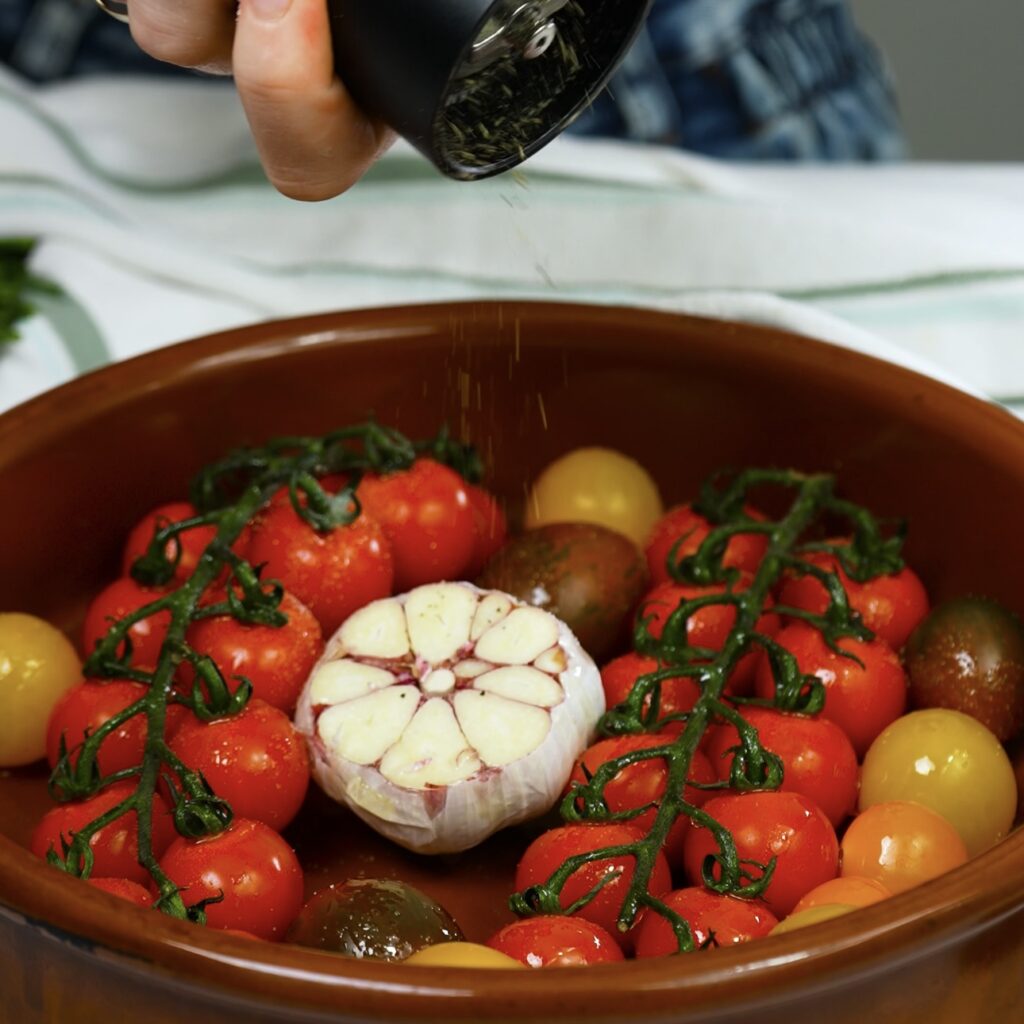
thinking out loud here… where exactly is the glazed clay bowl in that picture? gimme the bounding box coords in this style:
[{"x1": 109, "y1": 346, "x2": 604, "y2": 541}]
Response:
[{"x1": 0, "y1": 301, "x2": 1021, "y2": 1024}]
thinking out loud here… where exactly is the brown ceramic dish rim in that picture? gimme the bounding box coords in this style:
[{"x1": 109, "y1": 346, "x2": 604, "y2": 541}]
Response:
[{"x1": 0, "y1": 301, "x2": 1021, "y2": 1020}]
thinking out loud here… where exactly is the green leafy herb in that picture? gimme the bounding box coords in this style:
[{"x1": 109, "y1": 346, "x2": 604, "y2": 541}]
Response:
[{"x1": 0, "y1": 238, "x2": 60, "y2": 344}]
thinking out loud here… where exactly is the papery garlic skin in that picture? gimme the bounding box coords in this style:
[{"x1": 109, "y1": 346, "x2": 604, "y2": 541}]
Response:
[{"x1": 294, "y1": 582, "x2": 604, "y2": 853}]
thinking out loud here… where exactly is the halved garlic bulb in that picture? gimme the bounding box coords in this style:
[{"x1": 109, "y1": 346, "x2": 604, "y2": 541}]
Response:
[{"x1": 294, "y1": 582, "x2": 604, "y2": 853}]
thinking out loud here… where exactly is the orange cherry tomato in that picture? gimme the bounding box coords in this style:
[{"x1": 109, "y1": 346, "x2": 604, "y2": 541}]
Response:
[
  {"x1": 791, "y1": 875, "x2": 891, "y2": 914},
  {"x1": 839, "y1": 801, "x2": 968, "y2": 894}
]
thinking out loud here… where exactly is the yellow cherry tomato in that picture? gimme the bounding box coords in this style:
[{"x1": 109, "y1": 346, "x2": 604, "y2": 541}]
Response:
[
  {"x1": 792, "y1": 876, "x2": 891, "y2": 915},
  {"x1": 404, "y1": 942, "x2": 525, "y2": 968},
  {"x1": 840, "y1": 801, "x2": 968, "y2": 894},
  {"x1": 859, "y1": 708, "x2": 1017, "y2": 857},
  {"x1": 0, "y1": 612, "x2": 81, "y2": 767},
  {"x1": 770, "y1": 904, "x2": 855, "y2": 936},
  {"x1": 525, "y1": 447, "x2": 663, "y2": 547}
]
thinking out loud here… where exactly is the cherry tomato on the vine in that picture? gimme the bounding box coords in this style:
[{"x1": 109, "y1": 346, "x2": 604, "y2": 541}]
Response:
[
  {"x1": 515, "y1": 823, "x2": 672, "y2": 949},
  {"x1": 600, "y1": 652, "x2": 701, "y2": 736},
  {"x1": 122, "y1": 501, "x2": 249, "y2": 584},
  {"x1": 682, "y1": 791, "x2": 839, "y2": 918},
  {"x1": 31, "y1": 781, "x2": 176, "y2": 883},
  {"x1": 486, "y1": 916, "x2": 625, "y2": 967},
  {"x1": 645, "y1": 504, "x2": 768, "y2": 586},
  {"x1": 704, "y1": 708, "x2": 858, "y2": 828},
  {"x1": 46, "y1": 679, "x2": 187, "y2": 777},
  {"x1": 87, "y1": 876, "x2": 154, "y2": 907},
  {"x1": 159, "y1": 818, "x2": 304, "y2": 940},
  {"x1": 568, "y1": 735, "x2": 714, "y2": 864},
  {"x1": 81, "y1": 577, "x2": 172, "y2": 668},
  {"x1": 356, "y1": 458, "x2": 475, "y2": 591},
  {"x1": 168, "y1": 699, "x2": 310, "y2": 833},
  {"x1": 183, "y1": 589, "x2": 323, "y2": 713},
  {"x1": 755, "y1": 622, "x2": 907, "y2": 757},
  {"x1": 247, "y1": 502, "x2": 393, "y2": 636},
  {"x1": 777, "y1": 544, "x2": 929, "y2": 650},
  {"x1": 633, "y1": 887, "x2": 778, "y2": 957},
  {"x1": 638, "y1": 574, "x2": 779, "y2": 693}
]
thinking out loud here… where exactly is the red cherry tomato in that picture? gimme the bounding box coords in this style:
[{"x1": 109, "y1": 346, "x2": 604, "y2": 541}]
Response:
[
  {"x1": 600, "y1": 652, "x2": 701, "y2": 736},
  {"x1": 755, "y1": 622, "x2": 907, "y2": 757},
  {"x1": 569, "y1": 735, "x2": 714, "y2": 864},
  {"x1": 159, "y1": 818, "x2": 304, "y2": 940},
  {"x1": 515, "y1": 823, "x2": 672, "y2": 948},
  {"x1": 81, "y1": 578, "x2": 171, "y2": 668},
  {"x1": 46, "y1": 679, "x2": 187, "y2": 777},
  {"x1": 645, "y1": 504, "x2": 768, "y2": 585},
  {"x1": 87, "y1": 876, "x2": 154, "y2": 907},
  {"x1": 31, "y1": 781, "x2": 176, "y2": 883},
  {"x1": 704, "y1": 708, "x2": 858, "y2": 828},
  {"x1": 638, "y1": 574, "x2": 779, "y2": 693},
  {"x1": 247, "y1": 502, "x2": 393, "y2": 636},
  {"x1": 777, "y1": 545, "x2": 929, "y2": 650},
  {"x1": 682, "y1": 791, "x2": 839, "y2": 918},
  {"x1": 183, "y1": 590, "x2": 324, "y2": 713},
  {"x1": 633, "y1": 887, "x2": 778, "y2": 956},
  {"x1": 486, "y1": 916, "x2": 625, "y2": 967},
  {"x1": 356, "y1": 458, "x2": 475, "y2": 590},
  {"x1": 168, "y1": 699, "x2": 310, "y2": 832},
  {"x1": 464, "y1": 483, "x2": 509, "y2": 577},
  {"x1": 122, "y1": 501, "x2": 248, "y2": 583}
]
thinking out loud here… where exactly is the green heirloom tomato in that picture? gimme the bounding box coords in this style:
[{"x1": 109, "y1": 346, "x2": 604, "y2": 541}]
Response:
[
  {"x1": 286, "y1": 879, "x2": 463, "y2": 961},
  {"x1": 476, "y1": 522, "x2": 648, "y2": 661},
  {"x1": 905, "y1": 595, "x2": 1024, "y2": 742}
]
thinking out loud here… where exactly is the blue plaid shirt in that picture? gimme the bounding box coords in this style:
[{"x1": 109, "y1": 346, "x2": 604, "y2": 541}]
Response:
[{"x1": 2, "y1": 0, "x2": 904, "y2": 161}]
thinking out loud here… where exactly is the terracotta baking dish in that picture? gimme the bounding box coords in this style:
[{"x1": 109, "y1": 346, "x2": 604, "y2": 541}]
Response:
[{"x1": 0, "y1": 302, "x2": 1021, "y2": 1024}]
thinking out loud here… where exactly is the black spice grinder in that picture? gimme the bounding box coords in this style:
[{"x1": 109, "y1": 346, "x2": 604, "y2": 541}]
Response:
[{"x1": 327, "y1": 0, "x2": 652, "y2": 180}]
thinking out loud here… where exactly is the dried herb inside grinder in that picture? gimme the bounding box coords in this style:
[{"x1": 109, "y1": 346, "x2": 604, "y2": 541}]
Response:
[{"x1": 328, "y1": 0, "x2": 652, "y2": 180}]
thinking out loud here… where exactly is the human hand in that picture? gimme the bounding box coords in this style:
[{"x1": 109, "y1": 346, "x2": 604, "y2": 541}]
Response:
[{"x1": 126, "y1": 0, "x2": 394, "y2": 200}]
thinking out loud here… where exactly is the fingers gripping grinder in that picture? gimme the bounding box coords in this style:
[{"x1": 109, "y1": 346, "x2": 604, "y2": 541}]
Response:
[{"x1": 328, "y1": 0, "x2": 652, "y2": 179}]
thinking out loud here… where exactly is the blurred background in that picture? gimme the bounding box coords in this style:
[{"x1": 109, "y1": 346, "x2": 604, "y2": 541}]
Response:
[{"x1": 854, "y1": 0, "x2": 1024, "y2": 160}]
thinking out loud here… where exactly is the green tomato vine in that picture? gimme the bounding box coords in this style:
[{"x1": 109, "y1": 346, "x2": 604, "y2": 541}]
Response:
[
  {"x1": 46, "y1": 422, "x2": 476, "y2": 921},
  {"x1": 509, "y1": 468, "x2": 904, "y2": 952}
]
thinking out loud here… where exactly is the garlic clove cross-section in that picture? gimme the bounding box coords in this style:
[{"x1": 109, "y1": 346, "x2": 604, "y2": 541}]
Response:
[{"x1": 295, "y1": 582, "x2": 604, "y2": 853}]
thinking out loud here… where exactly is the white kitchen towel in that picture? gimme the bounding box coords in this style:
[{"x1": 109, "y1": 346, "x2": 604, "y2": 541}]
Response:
[{"x1": 1, "y1": 66, "x2": 1022, "y2": 414}]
